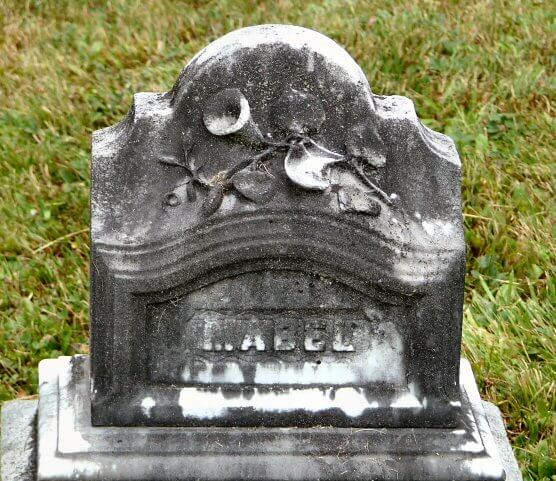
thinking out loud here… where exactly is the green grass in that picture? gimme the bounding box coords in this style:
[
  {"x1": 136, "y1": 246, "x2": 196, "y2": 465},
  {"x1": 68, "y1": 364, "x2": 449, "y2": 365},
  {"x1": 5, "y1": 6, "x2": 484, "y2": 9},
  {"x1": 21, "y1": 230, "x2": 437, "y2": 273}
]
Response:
[{"x1": 0, "y1": 0, "x2": 554, "y2": 478}]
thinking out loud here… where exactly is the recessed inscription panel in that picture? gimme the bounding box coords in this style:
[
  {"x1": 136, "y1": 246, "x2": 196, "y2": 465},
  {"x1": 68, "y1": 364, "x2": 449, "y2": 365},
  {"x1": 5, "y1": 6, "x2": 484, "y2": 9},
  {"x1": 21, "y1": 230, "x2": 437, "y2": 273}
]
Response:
[{"x1": 147, "y1": 271, "x2": 407, "y2": 388}]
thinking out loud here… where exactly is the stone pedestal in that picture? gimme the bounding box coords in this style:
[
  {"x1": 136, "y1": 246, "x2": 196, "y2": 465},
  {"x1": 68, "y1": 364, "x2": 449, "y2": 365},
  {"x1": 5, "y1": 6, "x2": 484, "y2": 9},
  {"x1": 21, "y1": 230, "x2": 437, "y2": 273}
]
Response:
[{"x1": 1, "y1": 357, "x2": 522, "y2": 481}]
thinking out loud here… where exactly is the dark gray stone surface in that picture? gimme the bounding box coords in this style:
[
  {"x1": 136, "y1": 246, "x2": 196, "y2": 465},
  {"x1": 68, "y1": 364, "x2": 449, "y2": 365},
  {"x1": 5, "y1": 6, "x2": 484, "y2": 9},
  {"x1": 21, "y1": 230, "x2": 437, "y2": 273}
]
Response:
[
  {"x1": 1, "y1": 400, "x2": 36, "y2": 481},
  {"x1": 90, "y1": 24, "x2": 465, "y2": 429}
]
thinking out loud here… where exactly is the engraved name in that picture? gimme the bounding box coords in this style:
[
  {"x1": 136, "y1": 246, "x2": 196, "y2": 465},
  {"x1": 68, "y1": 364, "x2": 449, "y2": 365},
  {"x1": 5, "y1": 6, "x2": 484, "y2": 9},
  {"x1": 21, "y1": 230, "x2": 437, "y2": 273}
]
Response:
[{"x1": 201, "y1": 319, "x2": 357, "y2": 353}]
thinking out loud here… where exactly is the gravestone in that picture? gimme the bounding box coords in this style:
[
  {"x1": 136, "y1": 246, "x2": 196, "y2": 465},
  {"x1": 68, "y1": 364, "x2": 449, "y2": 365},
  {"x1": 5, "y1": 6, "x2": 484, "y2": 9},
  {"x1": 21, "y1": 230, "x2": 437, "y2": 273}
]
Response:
[{"x1": 1, "y1": 24, "x2": 522, "y2": 481}]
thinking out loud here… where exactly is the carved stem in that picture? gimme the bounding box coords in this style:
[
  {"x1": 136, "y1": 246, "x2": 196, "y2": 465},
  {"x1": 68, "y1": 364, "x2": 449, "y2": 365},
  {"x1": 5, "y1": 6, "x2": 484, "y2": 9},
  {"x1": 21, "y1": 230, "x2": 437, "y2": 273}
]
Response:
[
  {"x1": 159, "y1": 156, "x2": 191, "y2": 172},
  {"x1": 225, "y1": 146, "x2": 277, "y2": 180},
  {"x1": 304, "y1": 137, "x2": 344, "y2": 159},
  {"x1": 347, "y1": 160, "x2": 392, "y2": 204}
]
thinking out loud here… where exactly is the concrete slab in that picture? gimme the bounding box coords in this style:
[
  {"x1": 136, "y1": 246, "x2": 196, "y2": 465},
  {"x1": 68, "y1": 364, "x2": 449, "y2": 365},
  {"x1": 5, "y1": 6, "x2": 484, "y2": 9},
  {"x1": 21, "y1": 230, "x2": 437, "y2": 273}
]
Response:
[
  {"x1": 1, "y1": 400, "x2": 37, "y2": 481},
  {"x1": 483, "y1": 401, "x2": 523, "y2": 481}
]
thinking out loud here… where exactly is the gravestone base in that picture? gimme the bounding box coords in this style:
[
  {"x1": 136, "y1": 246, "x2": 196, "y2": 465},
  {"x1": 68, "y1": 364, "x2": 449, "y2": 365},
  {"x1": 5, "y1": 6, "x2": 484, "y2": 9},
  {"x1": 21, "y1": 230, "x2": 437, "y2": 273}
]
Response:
[{"x1": 1, "y1": 357, "x2": 522, "y2": 481}]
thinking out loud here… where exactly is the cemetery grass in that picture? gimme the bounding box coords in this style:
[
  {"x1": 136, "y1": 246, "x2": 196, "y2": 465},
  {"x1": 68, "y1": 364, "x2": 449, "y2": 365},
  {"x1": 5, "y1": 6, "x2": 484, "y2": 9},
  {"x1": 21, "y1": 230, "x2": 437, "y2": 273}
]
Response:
[{"x1": 0, "y1": 0, "x2": 554, "y2": 478}]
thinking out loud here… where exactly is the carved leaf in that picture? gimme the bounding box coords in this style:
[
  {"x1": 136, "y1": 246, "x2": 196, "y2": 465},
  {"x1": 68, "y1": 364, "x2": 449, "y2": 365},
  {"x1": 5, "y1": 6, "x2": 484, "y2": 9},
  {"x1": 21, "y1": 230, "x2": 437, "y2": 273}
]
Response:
[
  {"x1": 232, "y1": 171, "x2": 276, "y2": 203},
  {"x1": 201, "y1": 184, "x2": 224, "y2": 216}
]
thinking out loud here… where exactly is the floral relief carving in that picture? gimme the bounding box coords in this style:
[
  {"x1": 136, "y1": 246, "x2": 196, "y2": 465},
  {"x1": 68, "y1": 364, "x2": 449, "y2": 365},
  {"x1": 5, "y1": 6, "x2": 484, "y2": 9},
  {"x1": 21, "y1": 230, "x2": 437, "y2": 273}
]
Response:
[{"x1": 159, "y1": 88, "x2": 394, "y2": 217}]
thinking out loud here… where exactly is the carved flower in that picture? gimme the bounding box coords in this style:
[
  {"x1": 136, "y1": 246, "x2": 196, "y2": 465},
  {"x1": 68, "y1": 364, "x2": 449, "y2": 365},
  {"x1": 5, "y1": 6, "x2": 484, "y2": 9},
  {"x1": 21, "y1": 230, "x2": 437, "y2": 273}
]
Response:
[
  {"x1": 162, "y1": 88, "x2": 393, "y2": 217},
  {"x1": 284, "y1": 143, "x2": 342, "y2": 190},
  {"x1": 202, "y1": 88, "x2": 264, "y2": 146}
]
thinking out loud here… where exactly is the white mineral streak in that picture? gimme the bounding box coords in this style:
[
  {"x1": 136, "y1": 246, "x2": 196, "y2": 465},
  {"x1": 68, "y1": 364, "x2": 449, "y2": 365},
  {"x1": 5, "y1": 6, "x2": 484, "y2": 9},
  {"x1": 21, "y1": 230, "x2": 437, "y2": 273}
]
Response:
[
  {"x1": 56, "y1": 427, "x2": 93, "y2": 454},
  {"x1": 389, "y1": 381, "x2": 423, "y2": 409},
  {"x1": 422, "y1": 219, "x2": 454, "y2": 237},
  {"x1": 451, "y1": 440, "x2": 484, "y2": 453},
  {"x1": 333, "y1": 331, "x2": 355, "y2": 352},
  {"x1": 204, "y1": 114, "x2": 240, "y2": 134},
  {"x1": 204, "y1": 94, "x2": 250, "y2": 135},
  {"x1": 253, "y1": 361, "x2": 358, "y2": 385},
  {"x1": 184, "y1": 362, "x2": 245, "y2": 384},
  {"x1": 306, "y1": 51, "x2": 315, "y2": 72},
  {"x1": 462, "y1": 458, "x2": 505, "y2": 478},
  {"x1": 219, "y1": 192, "x2": 242, "y2": 213},
  {"x1": 390, "y1": 392, "x2": 422, "y2": 408},
  {"x1": 57, "y1": 361, "x2": 92, "y2": 452},
  {"x1": 188, "y1": 25, "x2": 368, "y2": 87},
  {"x1": 39, "y1": 459, "x2": 101, "y2": 481},
  {"x1": 422, "y1": 220, "x2": 436, "y2": 236},
  {"x1": 133, "y1": 92, "x2": 173, "y2": 120},
  {"x1": 374, "y1": 96, "x2": 415, "y2": 120},
  {"x1": 202, "y1": 319, "x2": 217, "y2": 351},
  {"x1": 179, "y1": 386, "x2": 379, "y2": 419},
  {"x1": 240, "y1": 334, "x2": 266, "y2": 351},
  {"x1": 374, "y1": 95, "x2": 460, "y2": 167},
  {"x1": 442, "y1": 222, "x2": 454, "y2": 235},
  {"x1": 141, "y1": 397, "x2": 156, "y2": 417}
]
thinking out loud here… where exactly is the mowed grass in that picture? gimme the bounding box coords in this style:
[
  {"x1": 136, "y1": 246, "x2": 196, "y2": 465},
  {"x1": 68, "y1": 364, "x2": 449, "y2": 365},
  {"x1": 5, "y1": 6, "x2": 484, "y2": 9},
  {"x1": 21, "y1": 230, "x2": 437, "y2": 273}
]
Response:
[{"x1": 0, "y1": 0, "x2": 554, "y2": 478}]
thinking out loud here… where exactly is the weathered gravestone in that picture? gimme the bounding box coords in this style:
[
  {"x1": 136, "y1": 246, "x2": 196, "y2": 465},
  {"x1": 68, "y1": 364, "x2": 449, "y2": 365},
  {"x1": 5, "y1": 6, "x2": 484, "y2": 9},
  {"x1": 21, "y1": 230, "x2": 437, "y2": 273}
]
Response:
[{"x1": 1, "y1": 24, "x2": 522, "y2": 481}]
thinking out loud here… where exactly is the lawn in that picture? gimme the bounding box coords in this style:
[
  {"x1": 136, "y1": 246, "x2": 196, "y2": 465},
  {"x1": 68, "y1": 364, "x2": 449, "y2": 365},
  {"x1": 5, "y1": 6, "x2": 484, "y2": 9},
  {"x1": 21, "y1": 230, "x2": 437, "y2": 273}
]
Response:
[{"x1": 0, "y1": 0, "x2": 554, "y2": 479}]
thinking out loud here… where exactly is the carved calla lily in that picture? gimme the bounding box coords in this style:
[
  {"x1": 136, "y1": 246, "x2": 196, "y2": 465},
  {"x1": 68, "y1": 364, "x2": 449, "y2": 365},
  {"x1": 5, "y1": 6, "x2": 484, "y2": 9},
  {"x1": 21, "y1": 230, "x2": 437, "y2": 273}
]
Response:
[{"x1": 284, "y1": 143, "x2": 343, "y2": 190}]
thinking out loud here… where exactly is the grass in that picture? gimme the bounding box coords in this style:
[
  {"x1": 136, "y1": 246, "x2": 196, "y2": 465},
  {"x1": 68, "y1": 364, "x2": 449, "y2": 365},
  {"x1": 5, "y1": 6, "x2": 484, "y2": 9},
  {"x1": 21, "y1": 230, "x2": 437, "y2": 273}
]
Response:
[{"x1": 0, "y1": 0, "x2": 554, "y2": 478}]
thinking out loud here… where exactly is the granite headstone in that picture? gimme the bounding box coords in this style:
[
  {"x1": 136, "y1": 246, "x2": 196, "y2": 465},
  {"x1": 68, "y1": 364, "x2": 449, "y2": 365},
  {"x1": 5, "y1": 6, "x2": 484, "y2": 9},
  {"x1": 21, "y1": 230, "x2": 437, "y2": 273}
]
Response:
[{"x1": 1, "y1": 24, "x2": 521, "y2": 481}]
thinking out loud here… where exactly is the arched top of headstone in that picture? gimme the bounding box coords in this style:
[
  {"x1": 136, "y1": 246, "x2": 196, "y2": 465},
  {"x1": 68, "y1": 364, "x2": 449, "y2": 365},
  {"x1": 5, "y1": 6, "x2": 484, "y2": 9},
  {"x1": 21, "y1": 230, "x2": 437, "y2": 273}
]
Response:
[
  {"x1": 92, "y1": 24, "x2": 463, "y2": 271},
  {"x1": 172, "y1": 25, "x2": 373, "y2": 104}
]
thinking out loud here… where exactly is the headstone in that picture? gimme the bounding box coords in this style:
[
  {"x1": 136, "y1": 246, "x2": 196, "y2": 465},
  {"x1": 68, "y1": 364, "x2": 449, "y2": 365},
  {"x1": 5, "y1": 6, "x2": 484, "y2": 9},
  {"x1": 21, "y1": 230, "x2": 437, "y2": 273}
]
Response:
[{"x1": 1, "y1": 24, "x2": 522, "y2": 481}]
